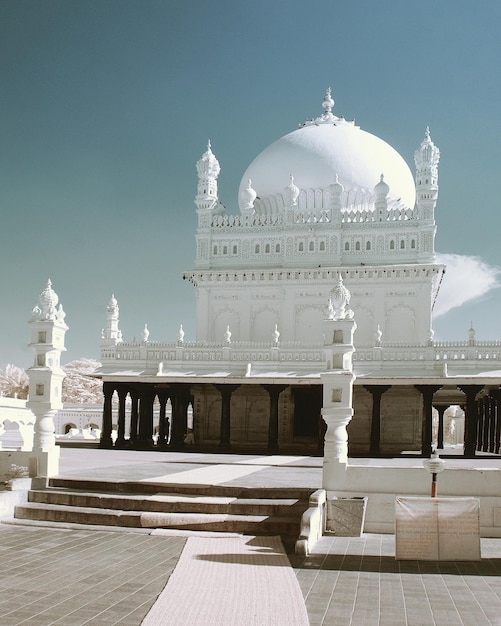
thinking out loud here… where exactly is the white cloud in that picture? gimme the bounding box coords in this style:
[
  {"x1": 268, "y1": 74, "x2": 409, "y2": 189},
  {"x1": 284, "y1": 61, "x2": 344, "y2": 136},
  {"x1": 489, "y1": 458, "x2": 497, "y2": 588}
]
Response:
[{"x1": 433, "y1": 253, "x2": 500, "y2": 318}]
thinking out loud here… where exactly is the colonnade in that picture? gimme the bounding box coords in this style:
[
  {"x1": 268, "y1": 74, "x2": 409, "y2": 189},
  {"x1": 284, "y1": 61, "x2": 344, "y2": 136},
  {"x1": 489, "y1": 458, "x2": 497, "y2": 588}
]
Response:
[
  {"x1": 363, "y1": 383, "x2": 501, "y2": 457},
  {"x1": 100, "y1": 381, "x2": 501, "y2": 456},
  {"x1": 100, "y1": 382, "x2": 289, "y2": 452},
  {"x1": 100, "y1": 382, "x2": 192, "y2": 450}
]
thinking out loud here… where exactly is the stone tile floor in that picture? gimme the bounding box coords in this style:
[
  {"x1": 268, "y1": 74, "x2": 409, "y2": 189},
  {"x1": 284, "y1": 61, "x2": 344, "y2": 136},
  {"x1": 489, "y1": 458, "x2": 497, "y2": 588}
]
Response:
[
  {"x1": 290, "y1": 534, "x2": 501, "y2": 625},
  {"x1": 0, "y1": 525, "x2": 185, "y2": 625},
  {"x1": 2, "y1": 525, "x2": 501, "y2": 625}
]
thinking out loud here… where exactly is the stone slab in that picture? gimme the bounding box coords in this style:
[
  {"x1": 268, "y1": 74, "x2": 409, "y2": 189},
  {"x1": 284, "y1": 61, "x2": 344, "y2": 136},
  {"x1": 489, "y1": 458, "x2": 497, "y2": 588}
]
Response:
[
  {"x1": 395, "y1": 496, "x2": 480, "y2": 561},
  {"x1": 326, "y1": 496, "x2": 367, "y2": 536}
]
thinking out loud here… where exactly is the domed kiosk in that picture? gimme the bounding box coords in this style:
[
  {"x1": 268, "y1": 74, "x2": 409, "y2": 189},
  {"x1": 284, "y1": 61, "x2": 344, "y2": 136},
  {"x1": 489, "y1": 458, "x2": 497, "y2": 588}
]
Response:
[{"x1": 239, "y1": 89, "x2": 416, "y2": 214}]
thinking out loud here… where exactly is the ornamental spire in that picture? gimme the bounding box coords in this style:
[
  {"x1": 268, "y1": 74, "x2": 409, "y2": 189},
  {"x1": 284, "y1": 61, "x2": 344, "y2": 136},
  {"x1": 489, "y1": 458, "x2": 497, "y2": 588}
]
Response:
[
  {"x1": 301, "y1": 87, "x2": 354, "y2": 127},
  {"x1": 322, "y1": 87, "x2": 334, "y2": 114}
]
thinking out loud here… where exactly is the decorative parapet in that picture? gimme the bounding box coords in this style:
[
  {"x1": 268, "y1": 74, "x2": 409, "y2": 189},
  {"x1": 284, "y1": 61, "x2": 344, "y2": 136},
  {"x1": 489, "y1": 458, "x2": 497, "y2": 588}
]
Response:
[
  {"x1": 208, "y1": 204, "x2": 416, "y2": 230},
  {"x1": 101, "y1": 337, "x2": 501, "y2": 377}
]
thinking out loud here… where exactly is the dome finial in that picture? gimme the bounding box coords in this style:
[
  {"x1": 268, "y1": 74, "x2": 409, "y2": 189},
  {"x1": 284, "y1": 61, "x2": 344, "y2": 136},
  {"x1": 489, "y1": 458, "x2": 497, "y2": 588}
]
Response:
[{"x1": 322, "y1": 87, "x2": 334, "y2": 114}]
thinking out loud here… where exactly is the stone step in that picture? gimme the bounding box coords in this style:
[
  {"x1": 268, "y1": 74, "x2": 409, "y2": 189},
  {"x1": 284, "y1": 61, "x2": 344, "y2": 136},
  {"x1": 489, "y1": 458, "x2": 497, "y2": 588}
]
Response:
[
  {"x1": 14, "y1": 502, "x2": 301, "y2": 539},
  {"x1": 28, "y1": 490, "x2": 306, "y2": 517},
  {"x1": 48, "y1": 477, "x2": 313, "y2": 500}
]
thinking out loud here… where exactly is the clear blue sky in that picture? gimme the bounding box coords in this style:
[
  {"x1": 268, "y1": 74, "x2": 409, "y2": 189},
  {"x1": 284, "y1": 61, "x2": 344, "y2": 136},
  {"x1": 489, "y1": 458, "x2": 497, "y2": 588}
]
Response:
[{"x1": 1, "y1": 0, "x2": 500, "y2": 367}]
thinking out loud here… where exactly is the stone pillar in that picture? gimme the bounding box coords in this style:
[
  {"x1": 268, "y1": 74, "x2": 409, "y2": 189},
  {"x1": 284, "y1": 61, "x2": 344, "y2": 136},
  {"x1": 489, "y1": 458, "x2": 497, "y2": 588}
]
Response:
[
  {"x1": 262, "y1": 385, "x2": 287, "y2": 454},
  {"x1": 434, "y1": 405, "x2": 447, "y2": 450},
  {"x1": 214, "y1": 384, "x2": 240, "y2": 450},
  {"x1": 169, "y1": 384, "x2": 191, "y2": 451},
  {"x1": 129, "y1": 388, "x2": 139, "y2": 446},
  {"x1": 415, "y1": 385, "x2": 442, "y2": 457},
  {"x1": 321, "y1": 315, "x2": 357, "y2": 492},
  {"x1": 363, "y1": 385, "x2": 391, "y2": 455},
  {"x1": 33, "y1": 409, "x2": 58, "y2": 450},
  {"x1": 136, "y1": 386, "x2": 156, "y2": 449},
  {"x1": 458, "y1": 385, "x2": 484, "y2": 457},
  {"x1": 115, "y1": 385, "x2": 128, "y2": 449},
  {"x1": 488, "y1": 396, "x2": 496, "y2": 453},
  {"x1": 100, "y1": 382, "x2": 114, "y2": 448},
  {"x1": 26, "y1": 280, "x2": 68, "y2": 476},
  {"x1": 157, "y1": 391, "x2": 170, "y2": 449},
  {"x1": 490, "y1": 388, "x2": 501, "y2": 454}
]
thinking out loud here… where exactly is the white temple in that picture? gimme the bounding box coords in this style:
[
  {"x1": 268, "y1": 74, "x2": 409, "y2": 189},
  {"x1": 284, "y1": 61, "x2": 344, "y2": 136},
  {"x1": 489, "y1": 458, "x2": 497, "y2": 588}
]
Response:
[{"x1": 97, "y1": 90, "x2": 501, "y2": 465}]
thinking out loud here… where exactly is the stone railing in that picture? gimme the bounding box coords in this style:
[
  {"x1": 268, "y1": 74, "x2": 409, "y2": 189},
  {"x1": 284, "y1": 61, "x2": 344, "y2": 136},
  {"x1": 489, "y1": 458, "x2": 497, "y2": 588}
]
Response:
[
  {"x1": 102, "y1": 338, "x2": 501, "y2": 377},
  {"x1": 343, "y1": 206, "x2": 415, "y2": 223},
  {"x1": 208, "y1": 204, "x2": 416, "y2": 230}
]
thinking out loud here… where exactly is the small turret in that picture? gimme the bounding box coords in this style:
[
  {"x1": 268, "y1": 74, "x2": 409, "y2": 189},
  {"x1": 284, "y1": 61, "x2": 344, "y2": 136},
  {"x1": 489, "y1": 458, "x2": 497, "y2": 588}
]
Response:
[
  {"x1": 101, "y1": 294, "x2": 123, "y2": 347},
  {"x1": 414, "y1": 127, "x2": 440, "y2": 219},
  {"x1": 374, "y1": 174, "x2": 390, "y2": 221},
  {"x1": 195, "y1": 140, "x2": 221, "y2": 212}
]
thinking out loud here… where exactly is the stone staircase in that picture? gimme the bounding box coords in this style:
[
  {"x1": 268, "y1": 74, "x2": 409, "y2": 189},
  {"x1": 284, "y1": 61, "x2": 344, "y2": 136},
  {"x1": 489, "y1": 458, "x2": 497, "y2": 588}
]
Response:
[{"x1": 13, "y1": 478, "x2": 314, "y2": 548}]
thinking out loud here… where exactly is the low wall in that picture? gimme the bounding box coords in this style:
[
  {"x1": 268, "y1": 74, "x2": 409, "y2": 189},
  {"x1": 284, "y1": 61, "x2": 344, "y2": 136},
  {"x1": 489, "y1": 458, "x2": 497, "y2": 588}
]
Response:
[{"x1": 329, "y1": 464, "x2": 501, "y2": 537}]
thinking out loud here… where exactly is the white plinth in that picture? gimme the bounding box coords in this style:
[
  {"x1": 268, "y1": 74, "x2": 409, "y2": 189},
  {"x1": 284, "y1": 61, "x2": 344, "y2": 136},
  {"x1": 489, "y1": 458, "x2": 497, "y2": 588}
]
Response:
[{"x1": 395, "y1": 496, "x2": 480, "y2": 561}]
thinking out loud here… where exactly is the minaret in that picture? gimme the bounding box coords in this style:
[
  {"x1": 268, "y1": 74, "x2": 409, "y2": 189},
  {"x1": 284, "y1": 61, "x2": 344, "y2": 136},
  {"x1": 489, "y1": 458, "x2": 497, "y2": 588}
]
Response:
[
  {"x1": 26, "y1": 279, "x2": 68, "y2": 452},
  {"x1": 101, "y1": 294, "x2": 122, "y2": 347},
  {"x1": 195, "y1": 140, "x2": 221, "y2": 212},
  {"x1": 195, "y1": 140, "x2": 222, "y2": 269},
  {"x1": 414, "y1": 127, "x2": 440, "y2": 222}
]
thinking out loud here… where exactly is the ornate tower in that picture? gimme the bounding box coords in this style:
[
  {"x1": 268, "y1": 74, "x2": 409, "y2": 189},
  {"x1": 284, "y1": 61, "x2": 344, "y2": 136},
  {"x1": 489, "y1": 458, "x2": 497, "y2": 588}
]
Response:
[
  {"x1": 414, "y1": 127, "x2": 440, "y2": 222},
  {"x1": 101, "y1": 294, "x2": 122, "y2": 347},
  {"x1": 195, "y1": 140, "x2": 221, "y2": 212},
  {"x1": 26, "y1": 280, "x2": 68, "y2": 451}
]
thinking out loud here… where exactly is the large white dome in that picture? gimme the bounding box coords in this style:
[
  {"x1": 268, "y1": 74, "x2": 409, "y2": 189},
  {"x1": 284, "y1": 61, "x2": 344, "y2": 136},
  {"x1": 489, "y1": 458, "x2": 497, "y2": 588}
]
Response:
[{"x1": 239, "y1": 96, "x2": 416, "y2": 211}]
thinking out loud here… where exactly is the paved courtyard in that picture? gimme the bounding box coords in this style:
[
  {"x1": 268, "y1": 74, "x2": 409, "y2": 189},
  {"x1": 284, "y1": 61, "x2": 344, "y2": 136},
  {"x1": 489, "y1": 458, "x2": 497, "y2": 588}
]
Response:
[{"x1": 1, "y1": 448, "x2": 501, "y2": 625}]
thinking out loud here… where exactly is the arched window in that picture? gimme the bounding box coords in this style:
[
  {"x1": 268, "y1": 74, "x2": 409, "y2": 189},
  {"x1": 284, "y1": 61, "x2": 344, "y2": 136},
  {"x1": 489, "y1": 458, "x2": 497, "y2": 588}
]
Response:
[
  {"x1": 390, "y1": 240, "x2": 395, "y2": 250},
  {"x1": 255, "y1": 244, "x2": 260, "y2": 254},
  {"x1": 213, "y1": 245, "x2": 218, "y2": 255},
  {"x1": 265, "y1": 243, "x2": 270, "y2": 253},
  {"x1": 319, "y1": 241, "x2": 325, "y2": 251},
  {"x1": 411, "y1": 239, "x2": 416, "y2": 249},
  {"x1": 223, "y1": 245, "x2": 228, "y2": 255},
  {"x1": 233, "y1": 245, "x2": 238, "y2": 254},
  {"x1": 309, "y1": 241, "x2": 314, "y2": 251},
  {"x1": 400, "y1": 240, "x2": 405, "y2": 249},
  {"x1": 345, "y1": 241, "x2": 350, "y2": 251},
  {"x1": 366, "y1": 241, "x2": 371, "y2": 251},
  {"x1": 355, "y1": 241, "x2": 361, "y2": 251},
  {"x1": 298, "y1": 242, "x2": 304, "y2": 252},
  {"x1": 275, "y1": 243, "x2": 280, "y2": 253}
]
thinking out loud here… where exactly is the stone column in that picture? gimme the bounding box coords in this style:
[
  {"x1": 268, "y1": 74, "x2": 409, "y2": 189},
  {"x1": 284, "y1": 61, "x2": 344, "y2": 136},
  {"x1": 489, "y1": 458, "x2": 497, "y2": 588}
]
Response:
[
  {"x1": 415, "y1": 385, "x2": 442, "y2": 457},
  {"x1": 262, "y1": 385, "x2": 287, "y2": 453},
  {"x1": 488, "y1": 396, "x2": 496, "y2": 453},
  {"x1": 363, "y1": 385, "x2": 391, "y2": 455},
  {"x1": 434, "y1": 405, "x2": 447, "y2": 450},
  {"x1": 480, "y1": 396, "x2": 490, "y2": 452},
  {"x1": 321, "y1": 313, "x2": 357, "y2": 492},
  {"x1": 100, "y1": 382, "x2": 114, "y2": 448},
  {"x1": 214, "y1": 384, "x2": 240, "y2": 450},
  {"x1": 169, "y1": 384, "x2": 191, "y2": 451},
  {"x1": 136, "y1": 386, "x2": 156, "y2": 449},
  {"x1": 128, "y1": 388, "x2": 139, "y2": 446},
  {"x1": 157, "y1": 391, "x2": 170, "y2": 449},
  {"x1": 458, "y1": 384, "x2": 484, "y2": 457},
  {"x1": 114, "y1": 385, "x2": 129, "y2": 449},
  {"x1": 490, "y1": 388, "x2": 501, "y2": 454}
]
